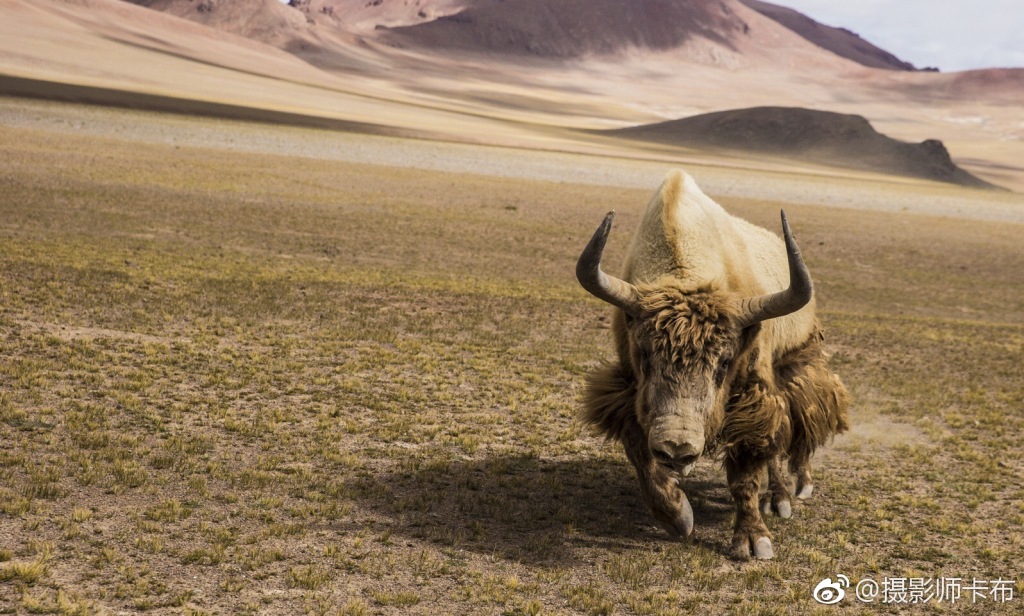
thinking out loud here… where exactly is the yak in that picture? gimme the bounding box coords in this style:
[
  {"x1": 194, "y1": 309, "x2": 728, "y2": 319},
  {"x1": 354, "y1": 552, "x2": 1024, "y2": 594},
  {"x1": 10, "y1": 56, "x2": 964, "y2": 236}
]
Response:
[{"x1": 576, "y1": 170, "x2": 849, "y2": 560}]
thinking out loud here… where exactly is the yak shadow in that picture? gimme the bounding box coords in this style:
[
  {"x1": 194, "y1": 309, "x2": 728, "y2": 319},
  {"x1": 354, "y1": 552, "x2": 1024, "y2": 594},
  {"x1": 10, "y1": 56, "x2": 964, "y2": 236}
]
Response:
[{"x1": 345, "y1": 455, "x2": 737, "y2": 564}]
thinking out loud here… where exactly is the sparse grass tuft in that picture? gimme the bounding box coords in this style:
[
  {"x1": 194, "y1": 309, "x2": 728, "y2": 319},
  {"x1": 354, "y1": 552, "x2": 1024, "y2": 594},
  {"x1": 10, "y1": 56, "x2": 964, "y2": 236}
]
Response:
[
  {"x1": 143, "y1": 499, "x2": 189, "y2": 523},
  {"x1": 371, "y1": 589, "x2": 421, "y2": 607},
  {"x1": 284, "y1": 565, "x2": 331, "y2": 591},
  {"x1": 70, "y1": 508, "x2": 92, "y2": 523},
  {"x1": 604, "y1": 552, "x2": 660, "y2": 590},
  {"x1": 1, "y1": 558, "x2": 48, "y2": 584},
  {"x1": 338, "y1": 599, "x2": 370, "y2": 616}
]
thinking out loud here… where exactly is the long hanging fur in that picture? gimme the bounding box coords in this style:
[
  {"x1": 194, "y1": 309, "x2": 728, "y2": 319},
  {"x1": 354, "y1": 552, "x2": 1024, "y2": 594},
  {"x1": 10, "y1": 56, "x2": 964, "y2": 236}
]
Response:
[
  {"x1": 580, "y1": 361, "x2": 636, "y2": 442},
  {"x1": 721, "y1": 328, "x2": 849, "y2": 463},
  {"x1": 774, "y1": 329, "x2": 851, "y2": 470},
  {"x1": 722, "y1": 373, "x2": 792, "y2": 462}
]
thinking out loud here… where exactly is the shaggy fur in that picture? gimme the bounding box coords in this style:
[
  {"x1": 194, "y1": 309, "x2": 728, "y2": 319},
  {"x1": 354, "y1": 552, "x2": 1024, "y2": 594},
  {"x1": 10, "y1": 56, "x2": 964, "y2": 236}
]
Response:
[
  {"x1": 583, "y1": 281, "x2": 743, "y2": 445},
  {"x1": 581, "y1": 283, "x2": 849, "y2": 458},
  {"x1": 580, "y1": 281, "x2": 850, "y2": 557},
  {"x1": 634, "y1": 282, "x2": 740, "y2": 375},
  {"x1": 581, "y1": 360, "x2": 635, "y2": 443},
  {"x1": 774, "y1": 328, "x2": 851, "y2": 471},
  {"x1": 579, "y1": 169, "x2": 849, "y2": 559}
]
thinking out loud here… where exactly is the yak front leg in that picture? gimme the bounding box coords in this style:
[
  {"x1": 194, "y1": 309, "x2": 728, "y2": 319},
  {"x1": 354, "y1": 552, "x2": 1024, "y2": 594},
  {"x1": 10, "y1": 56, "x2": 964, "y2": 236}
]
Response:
[
  {"x1": 622, "y1": 420, "x2": 694, "y2": 539},
  {"x1": 761, "y1": 454, "x2": 794, "y2": 519},
  {"x1": 726, "y1": 455, "x2": 774, "y2": 560}
]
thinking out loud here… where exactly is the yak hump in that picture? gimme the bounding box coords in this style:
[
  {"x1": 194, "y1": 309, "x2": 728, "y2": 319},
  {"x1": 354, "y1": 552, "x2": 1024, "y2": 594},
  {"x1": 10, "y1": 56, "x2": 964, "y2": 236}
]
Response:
[{"x1": 623, "y1": 170, "x2": 730, "y2": 287}]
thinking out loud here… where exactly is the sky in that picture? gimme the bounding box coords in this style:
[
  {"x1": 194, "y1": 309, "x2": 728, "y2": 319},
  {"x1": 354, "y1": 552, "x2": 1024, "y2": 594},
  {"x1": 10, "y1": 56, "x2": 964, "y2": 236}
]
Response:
[{"x1": 776, "y1": 0, "x2": 1024, "y2": 71}]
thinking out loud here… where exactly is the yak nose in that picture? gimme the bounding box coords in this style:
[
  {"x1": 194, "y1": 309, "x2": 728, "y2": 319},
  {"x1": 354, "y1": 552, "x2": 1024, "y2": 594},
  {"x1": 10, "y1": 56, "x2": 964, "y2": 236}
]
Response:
[{"x1": 650, "y1": 438, "x2": 702, "y2": 471}]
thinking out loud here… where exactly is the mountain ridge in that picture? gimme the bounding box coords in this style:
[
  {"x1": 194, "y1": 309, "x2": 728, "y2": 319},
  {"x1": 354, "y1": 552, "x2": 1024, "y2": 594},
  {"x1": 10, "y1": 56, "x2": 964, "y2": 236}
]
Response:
[{"x1": 738, "y1": 0, "x2": 927, "y2": 71}]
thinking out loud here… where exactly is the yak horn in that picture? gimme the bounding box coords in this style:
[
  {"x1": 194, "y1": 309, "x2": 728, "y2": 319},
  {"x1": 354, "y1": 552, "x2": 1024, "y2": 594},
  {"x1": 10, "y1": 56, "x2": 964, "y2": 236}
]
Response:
[
  {"x1": 736, "y1": 210, "x2": 813, "y2": 328},
  {"x1": 576, "y1": 211, "x2": 642, "y2": 316}
]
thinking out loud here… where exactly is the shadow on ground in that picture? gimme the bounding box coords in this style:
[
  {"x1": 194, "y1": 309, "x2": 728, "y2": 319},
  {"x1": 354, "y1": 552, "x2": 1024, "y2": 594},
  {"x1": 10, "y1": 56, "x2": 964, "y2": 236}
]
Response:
[{"x1": 346, "y1": 455, "x2": 736, "y2": 563}]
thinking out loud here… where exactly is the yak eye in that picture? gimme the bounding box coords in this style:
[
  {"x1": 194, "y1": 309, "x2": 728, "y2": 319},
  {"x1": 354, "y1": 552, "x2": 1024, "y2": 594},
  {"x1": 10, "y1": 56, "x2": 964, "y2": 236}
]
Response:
[{"x1": 714, "y1": 357, "x2": 731, "y2": 385}]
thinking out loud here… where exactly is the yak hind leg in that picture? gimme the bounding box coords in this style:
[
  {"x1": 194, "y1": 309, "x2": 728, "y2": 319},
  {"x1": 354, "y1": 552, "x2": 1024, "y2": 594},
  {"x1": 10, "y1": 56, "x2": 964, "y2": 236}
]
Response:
[
  {"x1": 621, "y1": 419, "x2": 694, "y2": 539},
  {"x1": 761, "y1": 454, "x2": 794, "y2": 519},
  {"x1": 727, "y1": 455, "x2": 774, "y2": 560},
  {"x1": 790, "y1": 455, "x2": 814, "y2": 499}
]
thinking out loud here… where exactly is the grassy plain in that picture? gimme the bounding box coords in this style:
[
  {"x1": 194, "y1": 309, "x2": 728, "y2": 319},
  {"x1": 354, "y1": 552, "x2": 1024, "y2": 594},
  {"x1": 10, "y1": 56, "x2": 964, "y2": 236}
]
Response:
[{"x1": 0, "y1": 112, "x2": 1022, "y2": 614}]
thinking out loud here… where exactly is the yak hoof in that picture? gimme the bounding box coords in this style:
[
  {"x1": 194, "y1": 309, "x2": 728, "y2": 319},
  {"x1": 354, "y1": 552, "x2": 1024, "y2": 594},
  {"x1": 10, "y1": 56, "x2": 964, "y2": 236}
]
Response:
[
  {"x1": 731, "y1": 532, "x2": 774, "y2": 561},
  {"x1": 753, "y1": 537, "x2": 775, "y2": 560},
  {"x1": 796, "y1": 483, "x2": 814, "y2": 500},
  {"x1": 657, "y1": 491, "x2": 694, "y2": 540},
  {"x1": 760, "y1": 495, "x2": 793, "y2": 519}
]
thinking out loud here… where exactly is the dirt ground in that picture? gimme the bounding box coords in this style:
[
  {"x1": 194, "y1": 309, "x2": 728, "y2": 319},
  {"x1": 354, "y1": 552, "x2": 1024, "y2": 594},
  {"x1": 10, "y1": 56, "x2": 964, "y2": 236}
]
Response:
[{"x1": 0, "y1": 102, "x2": 1022, "y2": 614}]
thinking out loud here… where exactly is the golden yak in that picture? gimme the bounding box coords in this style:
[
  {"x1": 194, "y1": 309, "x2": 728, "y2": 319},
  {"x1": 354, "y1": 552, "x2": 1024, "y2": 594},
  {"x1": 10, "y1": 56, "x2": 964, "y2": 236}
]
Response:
[{"x1": 577, "y1": 170, "x2": 849, "y2": 560}]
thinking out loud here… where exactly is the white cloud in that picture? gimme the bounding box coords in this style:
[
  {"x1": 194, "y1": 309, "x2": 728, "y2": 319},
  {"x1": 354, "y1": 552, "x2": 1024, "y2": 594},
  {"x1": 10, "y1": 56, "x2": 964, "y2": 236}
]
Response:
[{"x1": 774, "y1": 0, "x2": 1024, "y2": 71}]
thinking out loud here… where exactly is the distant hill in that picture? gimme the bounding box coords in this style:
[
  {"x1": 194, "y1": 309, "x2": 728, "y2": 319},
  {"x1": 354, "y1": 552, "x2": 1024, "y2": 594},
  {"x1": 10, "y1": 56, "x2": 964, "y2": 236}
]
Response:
[
  {"x1": 610, "y1": 107, "x2": 1002, "y2": 189},
  {"x1": 738, "y1": 0, "x2": 924, "y2": 71}
]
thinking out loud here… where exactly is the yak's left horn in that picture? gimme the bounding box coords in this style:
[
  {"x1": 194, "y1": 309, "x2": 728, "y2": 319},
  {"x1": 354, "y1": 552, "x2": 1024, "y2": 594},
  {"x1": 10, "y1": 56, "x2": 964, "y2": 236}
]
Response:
[
  {"x1": 736, "y1": 210, "x2": 813, "y2": 327},
  {"x1": 576, "y1": 211, "x2": 642, "y2": 317}
]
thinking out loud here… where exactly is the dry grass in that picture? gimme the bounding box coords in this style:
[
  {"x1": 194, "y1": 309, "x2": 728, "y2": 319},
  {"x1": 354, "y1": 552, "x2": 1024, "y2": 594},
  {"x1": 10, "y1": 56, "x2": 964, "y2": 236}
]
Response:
[{"x1": 0, "y1": 111, "x2": 1022, "y2": 614}]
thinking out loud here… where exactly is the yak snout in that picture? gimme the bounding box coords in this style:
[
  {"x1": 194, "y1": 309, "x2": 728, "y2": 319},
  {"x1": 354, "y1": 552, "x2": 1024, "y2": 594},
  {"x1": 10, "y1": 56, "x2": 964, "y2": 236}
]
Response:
[{"x1": 650, "y1": 433, "x2": 704, "y2": 476}]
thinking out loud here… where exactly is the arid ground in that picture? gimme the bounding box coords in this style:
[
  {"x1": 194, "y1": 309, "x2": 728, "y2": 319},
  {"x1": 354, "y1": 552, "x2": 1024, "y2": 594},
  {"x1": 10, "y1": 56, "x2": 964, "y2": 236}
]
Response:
[{"x1": 1, "y1": 98, "x2": 1022, "y2": 614}]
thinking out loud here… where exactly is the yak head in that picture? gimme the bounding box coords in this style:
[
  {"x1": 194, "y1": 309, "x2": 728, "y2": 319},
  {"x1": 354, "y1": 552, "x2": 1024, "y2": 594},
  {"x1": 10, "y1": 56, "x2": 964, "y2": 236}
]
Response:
[{"x1": 576, "y1": 210, "x2": 812, "y2": 475}]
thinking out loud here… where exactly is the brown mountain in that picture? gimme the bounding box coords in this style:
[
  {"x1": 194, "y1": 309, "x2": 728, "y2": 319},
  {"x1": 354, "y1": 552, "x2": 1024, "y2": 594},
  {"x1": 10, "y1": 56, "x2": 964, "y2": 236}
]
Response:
[
  {"x1": 379, "y1": 0, "x2": 921, "y2": 70},
  {"x1": 125, "y1": 0, "x2": 915, "y2": 70},
  {"x1": 610, "y1": 106, "x2": 1002, "y2": 189},
  {"x1": 379, "y1": 0, "x2": 753, "y2": 58},
  {"x1": 739, "y1": 0, "x2": 923, "y2": 71}
]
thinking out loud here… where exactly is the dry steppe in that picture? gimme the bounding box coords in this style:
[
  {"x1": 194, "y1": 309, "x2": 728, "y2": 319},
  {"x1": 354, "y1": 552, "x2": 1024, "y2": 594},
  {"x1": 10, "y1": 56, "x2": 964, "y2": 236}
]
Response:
[{"x1": 1, "y1": 99, "x2": 1022, "y2": 614}]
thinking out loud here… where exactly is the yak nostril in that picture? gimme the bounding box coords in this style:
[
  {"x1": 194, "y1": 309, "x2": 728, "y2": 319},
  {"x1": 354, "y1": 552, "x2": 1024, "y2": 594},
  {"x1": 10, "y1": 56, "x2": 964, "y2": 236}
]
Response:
[
  {"x1": 651, "y1": 447, "x2": 675, "y2": 468},
  {"x1": 678, "y1": 454, "x2": 699, "y2": 467},
  {"x1": 651, "y1": 441, "x2": 702, "y2": 471}
]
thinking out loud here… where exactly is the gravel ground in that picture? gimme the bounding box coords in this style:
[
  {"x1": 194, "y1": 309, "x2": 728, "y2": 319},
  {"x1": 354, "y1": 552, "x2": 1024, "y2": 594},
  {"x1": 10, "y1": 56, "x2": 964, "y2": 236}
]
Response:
[{"x1": 3, "y1": 96, "x2": 1022, "y2": 223}]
